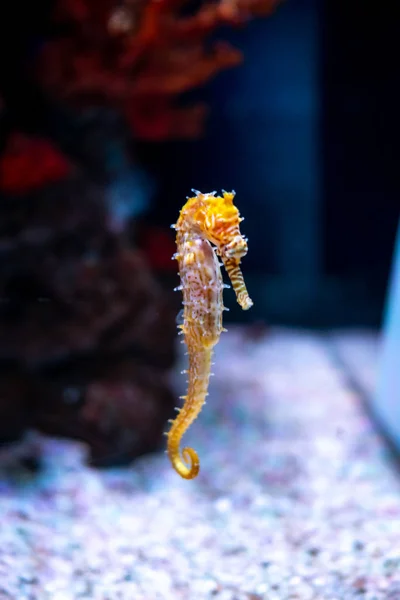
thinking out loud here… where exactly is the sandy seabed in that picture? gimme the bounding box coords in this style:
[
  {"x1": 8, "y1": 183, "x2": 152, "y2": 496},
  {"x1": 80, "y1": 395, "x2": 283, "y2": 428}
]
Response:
[{"x1": 1, "y1": 327, "x2": 399, "y2": 600}]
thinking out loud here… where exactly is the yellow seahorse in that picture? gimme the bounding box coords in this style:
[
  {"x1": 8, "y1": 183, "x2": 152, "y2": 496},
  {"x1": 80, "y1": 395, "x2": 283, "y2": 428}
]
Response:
[{"x1": 167, "y1": 190, "x2": 253, "y2": 479}]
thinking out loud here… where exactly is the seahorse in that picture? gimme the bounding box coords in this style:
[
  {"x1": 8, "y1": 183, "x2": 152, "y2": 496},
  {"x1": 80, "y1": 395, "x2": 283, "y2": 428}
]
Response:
[{"x1": 167, "y1": 190, "x2": 252, "y2": 479}]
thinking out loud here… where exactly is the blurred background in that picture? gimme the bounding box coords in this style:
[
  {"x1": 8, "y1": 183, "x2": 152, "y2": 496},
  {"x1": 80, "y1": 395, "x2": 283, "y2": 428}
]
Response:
[{"x1": 0, "y1": 0, "x2": 398, "y2": 469}]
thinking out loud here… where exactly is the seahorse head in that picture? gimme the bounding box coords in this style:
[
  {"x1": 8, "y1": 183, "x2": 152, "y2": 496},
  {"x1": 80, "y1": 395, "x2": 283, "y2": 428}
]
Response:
[{"x1": 194, "y1": 190, "x2": 248, "y2": 262}]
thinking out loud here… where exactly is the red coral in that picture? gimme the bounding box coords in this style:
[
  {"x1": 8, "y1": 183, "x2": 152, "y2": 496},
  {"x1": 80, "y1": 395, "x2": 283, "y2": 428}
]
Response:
[
  {"x1": 36, "y1": 0, "x2": 281, "y2": 140},
  {"x1": 138, "y1": 223, "x2": 178, "y2": 271},
  {"x1": 0, "y1": 133, "x2": 72, "y2": 195}
]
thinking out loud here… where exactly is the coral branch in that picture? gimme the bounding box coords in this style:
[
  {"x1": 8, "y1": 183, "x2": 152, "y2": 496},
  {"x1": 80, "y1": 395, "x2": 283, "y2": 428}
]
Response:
[{"x1": 36, "y1": 0, "x2": 281, "y2": 140}]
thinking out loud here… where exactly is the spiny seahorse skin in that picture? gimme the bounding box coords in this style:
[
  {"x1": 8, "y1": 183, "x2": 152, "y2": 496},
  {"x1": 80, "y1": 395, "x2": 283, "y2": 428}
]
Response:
[
  {"x1": 167, "y1": 233, "x2": 224, "y2": 479},
  {"x1": 167, "y1": 190, "x2": 253, "y2": 480}
]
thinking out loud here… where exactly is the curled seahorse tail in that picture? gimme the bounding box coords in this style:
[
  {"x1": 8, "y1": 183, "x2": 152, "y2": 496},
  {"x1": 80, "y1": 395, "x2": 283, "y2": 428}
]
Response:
[
  {"x1": 167, "y1": 441, "x2": 200, "y2": 479},
  {"x1": 167, "y1": 345, "x2": 213, "y2": 480},
  {"x1": 167, "y1": 408, "x2": 201, "y2": 479}
]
